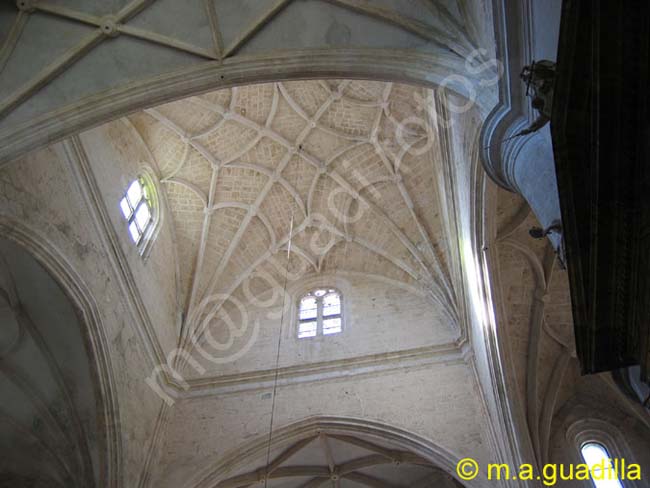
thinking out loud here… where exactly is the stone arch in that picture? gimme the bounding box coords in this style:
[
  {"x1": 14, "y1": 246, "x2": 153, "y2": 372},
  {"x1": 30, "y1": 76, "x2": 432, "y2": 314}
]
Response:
[
  {"x1": 125, "y1": 165, "x2": 165, "y2": 259},
  {"x1": 564, "y1": 417, "x2": 645, "y2": 488},
  {"x1": 188, "y1": 415, "x2": 474, "y2": 488},
  {"x1": 1, "y1": 50, "x2": 496, "y2": 166},
  {"x1": 549, "y1": 389, "x2": 650, "y2": 488},
  {"x1": 0, "y1": 218, "x2": 121, "y2": 487}
]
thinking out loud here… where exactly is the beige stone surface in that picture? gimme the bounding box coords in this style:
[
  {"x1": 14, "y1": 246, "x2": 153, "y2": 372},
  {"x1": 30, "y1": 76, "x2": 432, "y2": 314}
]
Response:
[
  {"x1": 0, "y1": 0, "x2": 497, "y2": 165},
  {"x1": 491, "y1": 183, "x2": 650, "y2": 476},
  {"x1": 95, "y1": 80, "x2": 467, "y2": 387},
  {"x1": 1, "y1": 1, "x2": 649, "y2": 487},
  {"x1": 1, "y1": 11, "x2": 648, "y2": 479},
  {"x1": 159, "y1": 364, "x2": 490, "y2": 487},
  {"x1": 0, "y1": 144, "x2": 165, "y2": 486}
]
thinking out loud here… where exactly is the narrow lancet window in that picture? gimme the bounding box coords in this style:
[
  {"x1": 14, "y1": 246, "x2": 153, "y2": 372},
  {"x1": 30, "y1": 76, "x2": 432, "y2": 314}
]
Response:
[
  {"x1": 580, "y1": 442, "x2": 624, "y2": 488},
  {"x1": 120, "y1": 177, "x2": 155, "y2": 251}
]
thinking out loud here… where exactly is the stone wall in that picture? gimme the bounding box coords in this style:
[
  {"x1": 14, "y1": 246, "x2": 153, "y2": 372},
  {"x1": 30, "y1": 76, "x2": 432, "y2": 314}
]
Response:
[
  {"x1": 491, "y1": 183, "x2": 650, "y2": 483},
  {"x1": 188, "y1": 273, "x2": 459, "y2": 378},
  {"x1": 0, "y1": 142, "x2": 167, "y2": 486},
  {"x1": 80, "y1": 120, "x2": 181, "y2": 356},
  {"x1": 156, "y1": 360, "x2": 492, "y2": 487}
]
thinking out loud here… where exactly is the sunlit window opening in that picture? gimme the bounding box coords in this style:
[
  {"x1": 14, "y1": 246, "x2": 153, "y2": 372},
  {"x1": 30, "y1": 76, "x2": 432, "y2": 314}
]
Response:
[
  {"x1": 298, "y1": 288, "x2": 342, "y2": 338},
  {"x1": 120, "y1": 178, "x2": 153, "y2": 247},
  {"x1": 580, "y1": 442, "x2": 624, "y2": 488}
]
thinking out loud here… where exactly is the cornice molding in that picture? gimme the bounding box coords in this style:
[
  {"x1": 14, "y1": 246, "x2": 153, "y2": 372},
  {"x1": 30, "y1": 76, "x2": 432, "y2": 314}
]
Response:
[{"x1": 178, "y1": 342, "x2": 466, "y2": 398}]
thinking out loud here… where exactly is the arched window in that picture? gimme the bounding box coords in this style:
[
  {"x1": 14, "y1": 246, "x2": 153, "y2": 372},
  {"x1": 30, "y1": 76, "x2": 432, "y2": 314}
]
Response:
[
  {"x1": 119, "y1": 175, "x2": 157, "y2": 253},
  {"x1": 298, "y1": 288, "x2": 342, "y2": 338},
  {"x1": 580, "y1": 442, "x2": 623, "y2": 488}
]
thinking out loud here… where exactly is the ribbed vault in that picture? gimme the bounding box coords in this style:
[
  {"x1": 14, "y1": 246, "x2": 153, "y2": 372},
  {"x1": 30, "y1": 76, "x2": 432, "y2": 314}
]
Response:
[
  {"x1": 213, "y1": 433, "x2": 463, "y2": 488},
  {"x1": 0, "y1": 0, "x2": 496, "y2": 164},
  {"x1": 128, "y1": 79, "x2": 462, "y2": 372}
]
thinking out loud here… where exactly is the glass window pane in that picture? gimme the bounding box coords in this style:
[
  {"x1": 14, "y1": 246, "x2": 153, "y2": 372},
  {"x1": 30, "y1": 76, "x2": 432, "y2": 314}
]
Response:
[
  {"x1": 298, "y1": 321, "x2": 317, "y2": 338},
  {"x1": 313, "y1": 289, "x2": 327, "y2": 297},
  {"x1": 580, "y1": 443, "x2": 623, "y2": 488},
  {"x1": 323, "y1": 304, "x2": 340, "y2": 317},
  {"x1": 135, "y1": 202, "x2": 152, "y2": 231},
  {"x1": 299, "y1": 321, "x2": 317, "y2": 333},
  {"x1": 323, "y1": 293, "x2": 341, "y2": 317},
  {"x1": 299, "y1": 297, "x2": 317, "y2": 320},
  {"x1": 323, "y1": 293, "x2": 340, "y2": 306},
  {"x1": 323, "y1": 318, "x2": 341, "y2": 335},
  {"x1": 128, "y1": 221, "x2": 141, "y2": 243},
  {"x1": 126, "y1": 180, "x2": 143, "y2": 207},
  {"x1": 120, "y1": 197, "x2": 132, "y2": 219},
  {"x1": 299, "y1": 307, "x2": 317, "y2": 321}
]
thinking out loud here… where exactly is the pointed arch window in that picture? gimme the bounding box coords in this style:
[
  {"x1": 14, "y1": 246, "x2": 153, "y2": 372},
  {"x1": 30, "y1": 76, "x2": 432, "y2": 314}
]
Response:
[
  {"x1": 580, "y1": 442, "x2": 624, "y2": 488},
  {"x1": 298, "y1": 288, "x2": 342, "y2": 338},
  {"x1": 119, "y1": 175, "x2": 157, "y2": 254}
]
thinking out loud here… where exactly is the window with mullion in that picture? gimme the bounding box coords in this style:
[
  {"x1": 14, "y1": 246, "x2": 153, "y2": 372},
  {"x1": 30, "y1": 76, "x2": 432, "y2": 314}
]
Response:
[
  {"x1": 298, "y1": 295, "x2": 318, "y2": 338},
  {"x1": 120, "y1": 178, "x2": 153, "y2": 246},
  {"x1": 321, "y1": 291, "x2": 342, "y2": 335},
  {"x1": 298, "y1": 289, "x2": 342, "y2": 338}
]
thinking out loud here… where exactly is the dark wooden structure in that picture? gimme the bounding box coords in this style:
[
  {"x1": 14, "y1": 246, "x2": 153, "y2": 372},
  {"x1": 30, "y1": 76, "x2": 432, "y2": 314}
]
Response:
[{"x1": 552, "y1": 0, "x2": 650, "y2": 382}]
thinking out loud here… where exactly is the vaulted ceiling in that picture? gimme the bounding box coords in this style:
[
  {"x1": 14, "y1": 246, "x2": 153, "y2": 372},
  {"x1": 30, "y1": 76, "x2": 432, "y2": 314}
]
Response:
[
  {"x1": 127, "y1": 79, "x2": 462, "y2": 364},
  {"x1": 0, "y1": 0, "x2": 494, "y2": 164},
  {"x1": 493, "y1": 188, "x2": 577, "y2": 465},
  {"x1": 211, "y1": 432, "x2": 463, "y2": 488}
]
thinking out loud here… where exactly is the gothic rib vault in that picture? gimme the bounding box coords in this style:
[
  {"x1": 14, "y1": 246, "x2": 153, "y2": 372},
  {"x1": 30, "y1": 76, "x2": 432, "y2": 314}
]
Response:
[
  {"x1": 0, "y1": 0, "x2": 496, "y2": 165},
  {"x1": 124, "y1": 79, "x2": 464, "y2": 380},
  {"x1": 210, "y1": 431, "x2": 463, "y2": 488},
  {"x1": 4, "y1": 3, "x2": 650, "y2": 487}
]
